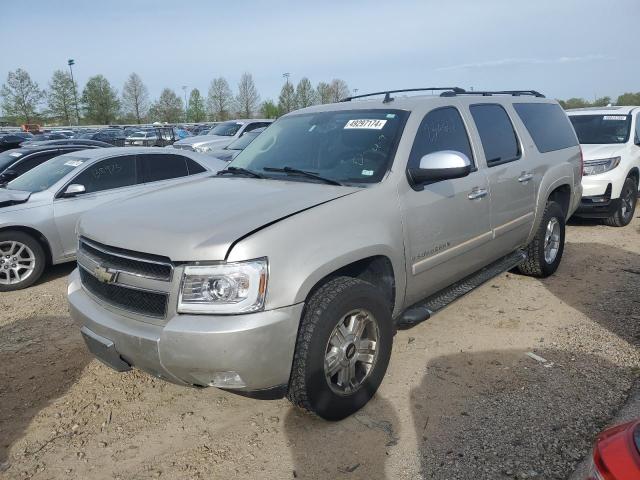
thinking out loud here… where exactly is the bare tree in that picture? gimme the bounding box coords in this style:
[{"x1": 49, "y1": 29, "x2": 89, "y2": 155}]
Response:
[
  {"x1": 235, "y1": 73, "x2": 260, "y2": 118},
  {"x1": 206, "y1": 77, "x2": 233, "y2": 121},
  {"x1": 0, "y1": 68, "x2": 45, "y2": 124},
  {"x1": 329, "y1": 79, "x2": 350, "y2": 103},
  {"x1": 316, "y1": 81, "x2": 333, "y2": 104},
  {"x1": 295, "y1": 77, "x2": 317, "y2": 109},
  {"x1": 47, "y1": 70, "x2": 76, "y2": 125},
  {"x1": 122, "y1": 73, "x2": 150, "y2": 124},
  {"x1": 278, "y1": 81, "x2": 296, "y2": 114}
]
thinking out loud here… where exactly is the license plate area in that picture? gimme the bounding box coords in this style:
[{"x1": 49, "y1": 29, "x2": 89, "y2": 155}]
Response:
[{"x1": 81, "y1": 326, "x2": 131, "y2": 372}]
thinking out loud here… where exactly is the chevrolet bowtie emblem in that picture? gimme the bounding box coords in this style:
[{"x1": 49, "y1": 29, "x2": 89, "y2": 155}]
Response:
[{"x1": 93, "y1": 265, "x2": 117, "y2": 284}]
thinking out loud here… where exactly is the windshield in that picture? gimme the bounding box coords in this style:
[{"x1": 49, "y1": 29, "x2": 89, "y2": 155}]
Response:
[
  {"x1": 209, "y1": 122, "x2": 242, "y2": 136},
  {"x1": 569, "y1": 114, "x2": 631, "y2": 144},
  {"x1": 6, "y1": 155, "x2": 88, "y2": 192},
  {"x1": 230, "y1": 109, "x2": 408, "y2": 184},
  {"x1": 227, "y1": 131, "x2": 260, "y2": 150}
]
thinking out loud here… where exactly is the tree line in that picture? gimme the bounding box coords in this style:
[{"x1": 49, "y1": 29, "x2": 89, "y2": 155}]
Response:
[
  {"x1": 0, "y1": 68, "x2": 353, "y2": 126},
  {"x1": 557, "y1": 93, "x2": 640, "y2": 110}
]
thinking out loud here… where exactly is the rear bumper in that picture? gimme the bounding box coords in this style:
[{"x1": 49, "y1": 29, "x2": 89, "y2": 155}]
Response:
[{"x1": 68, "y1": 268, "x2": 303, "y2": 392}]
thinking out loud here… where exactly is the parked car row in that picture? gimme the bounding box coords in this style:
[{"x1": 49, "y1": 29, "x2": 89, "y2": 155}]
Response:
[{"x1": 171, "y1": 119, "x2": 273, "y2": 152}]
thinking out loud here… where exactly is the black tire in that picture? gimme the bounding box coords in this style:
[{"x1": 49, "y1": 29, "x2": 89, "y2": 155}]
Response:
[
  {"x1": 604, "y1": 177, "x2": 637, "y2": 227},
  {"x1": 287, "y1": 276, "x2": 393, "y2": 421},
  {"x1": 0, "y1": 231, "x2": 46, "y2": 292},
  {"x1": 517, "y1": 201, "x2": 565, "y2": 278}
]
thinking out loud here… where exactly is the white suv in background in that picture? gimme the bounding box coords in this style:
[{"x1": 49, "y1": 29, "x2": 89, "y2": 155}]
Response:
[{"x1": 568, "y1": 106, "x2": 640, "y2": 226}]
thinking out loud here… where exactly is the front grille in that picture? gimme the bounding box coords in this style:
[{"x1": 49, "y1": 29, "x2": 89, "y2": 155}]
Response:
[
  {"x1": 79, "y1": 238, "x2": 172, "y2": 281},
  {"x1": 80, "y1": 267, "x2": 168, "y2": 317}
]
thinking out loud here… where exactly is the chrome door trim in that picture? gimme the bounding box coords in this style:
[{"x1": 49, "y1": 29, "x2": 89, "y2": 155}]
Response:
[
  {"x1": 493, "y1": 212, "x2": 534, "y2": 238},
  {"x1": 412, "y1": 231, "x2": 493, "y2": 275}
]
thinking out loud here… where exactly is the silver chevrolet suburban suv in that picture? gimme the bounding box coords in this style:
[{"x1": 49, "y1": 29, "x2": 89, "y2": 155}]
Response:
[{"x1": 69, "y1": 88, "x2": 583, "y2": 420}]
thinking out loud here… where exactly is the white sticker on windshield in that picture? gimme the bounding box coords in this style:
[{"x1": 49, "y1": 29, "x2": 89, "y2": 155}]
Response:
[
  {"x1": 362, "y1": 169, "x2": 374, "y2": 176},
  {"x1": 64, "y1": 160, "x2": 84, "y2": 167},
  {"x1": 603, "y1": 115, "x2": 627, "y2": 121},
  {"x1": 9, "y1": 152, "x2": 22, "y2": 157},
  {"x1": 344, "y1": 119, "x2": 387, "y2": 130}
]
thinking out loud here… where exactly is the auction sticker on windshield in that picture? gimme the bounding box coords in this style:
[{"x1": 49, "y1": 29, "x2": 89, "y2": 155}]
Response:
[
  {"x1": 344, "y1": 119, "x2": 387, "y2": 129},
  {"x1": 603, "y1": 115, "x2": 627, "y2": 121}
]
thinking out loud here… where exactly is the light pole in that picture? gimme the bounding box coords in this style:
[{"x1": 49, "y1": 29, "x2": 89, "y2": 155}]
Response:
[
  {"x1": 182, "y1": 85, "x2": 188, "y2": 123},
  {"x1": 67, "y1": 59, "x2": 80, "y2": 125},
  {"x1": 282, "y1": 72, "x2": 290, "y2": 86}
]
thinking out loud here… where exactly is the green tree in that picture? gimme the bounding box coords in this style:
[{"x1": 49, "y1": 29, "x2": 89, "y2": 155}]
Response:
[
  {"x1": 278, "y1": 81, "x2": 296, "y2": 114},
  {"x1": 235, "y1": 72, "x2": 260, "y2": 118},
  {"x1": 0, "y1": 68, "x2": 45, "y2": 124},
  {"x1": 81, "y1": 75, "x2": 120, "y2": 124},
  {"x1": 316, "y1": 81, "x2": 333, "y2": 104},
  {"x1": 47, "y1": 70, "x2": 76, "y2": 125},
  {"x1": 206, "y1": 77, "x2": 233, "y2": 121},
  {"x1": 616, "y1": 92, "x2": 640, "y2": 106},
  {"x1": 121, "y1": 72, "x2": 150, "y2": 124},
  {"x1": 187, "y1": 88, "x2": 206, "y2": 122},
  {"x1": 260, "y1": 100, "x2": 280, "y2": 119},
  {"x1": 149, "y1": 88, "x2": 184, "y2": 123},
  {"x1": 295, "y1": 77, "x2": 316, "y2": 109},
  {"x1": 592, "y1": 96, "x2": 612, "y2": 107},
  {"x1": 558, "y1": 97, "x2": 590, "y2": 110}
]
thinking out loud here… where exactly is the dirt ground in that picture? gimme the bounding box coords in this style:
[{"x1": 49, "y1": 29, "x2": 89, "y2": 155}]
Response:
[{"x1": 1, "y1": 216, "x2": 639, "y2": 480}]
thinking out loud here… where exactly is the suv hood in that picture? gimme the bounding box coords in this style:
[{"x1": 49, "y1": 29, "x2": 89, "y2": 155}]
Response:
[
  {"x1": 174, "y1": 134, "x2": 228, "y2": 146},
  {"x1": 581, "y1": 144, "x2": 624, "y2": 160},
  {"x1": 78, "y1": 177, "x2": 360, "y2": 261},
  {"x1": 0, "y1": 189, "x2": 31, "y2": 208}
]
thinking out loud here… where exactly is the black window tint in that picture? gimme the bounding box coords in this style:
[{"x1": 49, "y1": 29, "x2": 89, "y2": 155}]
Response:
[
  {"x1": 140, "y1": 154, "x2": 188, "y2": 182},
  {"x1": 185, "y1": 158, "x2": 206, "y2": 175},
  {"x1": 408, "y1": 107, "x2": 474, "y2": 168},
  {"x1": 513, "y1": 103, "x2": 578, "y2": 153},
  {"x1": 72, "y1": 155, "x2": 137, "y2": 193},
  {"x1": 470, "y1": 104, "x2": 520, "y2": 166},
  {"x1": 14, "y1": 151, "x2": 58, "y2": 175}
]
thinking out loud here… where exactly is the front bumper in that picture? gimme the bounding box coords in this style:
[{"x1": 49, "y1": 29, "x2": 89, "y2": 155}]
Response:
[
  {"x1": 68, "y1": 268, "x2": 303, "y2": 392},
  {"x1": 575, "y1": 184, "x2": 621, "y2": 218}
]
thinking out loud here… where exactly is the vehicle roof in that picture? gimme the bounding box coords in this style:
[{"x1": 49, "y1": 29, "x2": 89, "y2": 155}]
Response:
[
  {"x1": 62, "y1": 146, "x2": 218, "y2": 161},
  {"x1": 11, "y1": 144, "x2": 94, "y2": 153},
  {"x1": 290, "y1": 92, "x2": 556, "y2": 116},
  {"x1": 223, "y1": 118, "x2": 273, "y2": 124},
  {"x1": 567, "y1": 106, "x2": 638, "y2": 115}
]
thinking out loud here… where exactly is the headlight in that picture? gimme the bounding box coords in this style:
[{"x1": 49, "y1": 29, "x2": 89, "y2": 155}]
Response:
[
  {"x1": 178, "y1": 258, "x2": 268, "y2": 314},
  {"x1": 583, "y1": 156, "x2": 621, "y2": 176},
  {"x1": 193, "y1": 144, "x2": 212, "y2": 153}
]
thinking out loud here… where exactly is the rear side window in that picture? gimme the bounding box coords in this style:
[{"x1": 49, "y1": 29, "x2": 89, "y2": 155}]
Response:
[
  {"x1": 185, "y1": 158, "x2": 206, "y2": 174},
  {"x1": 470, "y1": 104, "x2": 520, "y2": 166},
  {"x1": 139, "y1": 154, "x2": 189, "y2": 182},
  {"x1": 513, "y1": 103, "x2": 578, "y2": 153},
  {"x1": 408, "y1": 107, "x2": 474, "y2": 169}
]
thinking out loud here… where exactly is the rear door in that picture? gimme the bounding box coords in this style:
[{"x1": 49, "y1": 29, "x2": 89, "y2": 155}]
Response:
[
  {"x1": 53, "y1": 154, "x2": 140, "y2": 255},
  {"x1": 400, "y1": 106, "x2": 493, "y2": 304},
  {"x1": 468, "y1": 103, "x2": 535, "y2": 255}
]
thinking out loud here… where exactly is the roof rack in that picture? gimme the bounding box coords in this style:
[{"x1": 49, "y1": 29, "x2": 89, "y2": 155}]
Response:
[
  {"x1": 440, "y1": 90, "x2": 545, "y2": 98},
  {"x1": 340, "y1": 87, "x2": 466, "y2": 103}
]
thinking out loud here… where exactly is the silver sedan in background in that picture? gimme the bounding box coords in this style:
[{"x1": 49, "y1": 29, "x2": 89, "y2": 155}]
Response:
[{"x1": 0, "y1": 147, "x2": 225, "y2": 290}]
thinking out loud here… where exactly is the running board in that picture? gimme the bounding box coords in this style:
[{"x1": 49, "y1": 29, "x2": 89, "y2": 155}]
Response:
[{"x1": 397, "y1": 250, "x2": 527, "y2": 329}]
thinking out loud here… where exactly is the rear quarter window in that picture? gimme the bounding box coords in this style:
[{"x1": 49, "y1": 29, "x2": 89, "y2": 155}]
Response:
[{"x1": 513, "y1": 103, "x2": 578, "y2": 153}]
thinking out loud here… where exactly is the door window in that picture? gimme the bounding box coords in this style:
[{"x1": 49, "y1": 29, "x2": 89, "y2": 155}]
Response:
[
  {"x1": 470, "y1": 104, "x2": 521, "y2": 166},
  {"x1": 139, "y1": 154, "x2": 189, "y2": 182},
  {"x1": 71, "y1": 155, "x2": 137, "y2": 193},
  {"x1": 408, "y1": 107, "x2": 474, "y2": 170}
]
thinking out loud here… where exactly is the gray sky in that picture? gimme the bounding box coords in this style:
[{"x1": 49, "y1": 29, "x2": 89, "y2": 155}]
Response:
[{"x1": 2, "y1": 0, "x2": 639, "y2": 103}]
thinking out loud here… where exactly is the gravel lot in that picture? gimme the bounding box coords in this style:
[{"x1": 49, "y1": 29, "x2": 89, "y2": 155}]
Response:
[{"x1": 1, "y1": 215, "x2": 639, "y2": 480}]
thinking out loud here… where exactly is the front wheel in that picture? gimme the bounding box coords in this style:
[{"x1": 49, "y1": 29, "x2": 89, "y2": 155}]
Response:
[
  {"x1": 518, "y1": 200, "x2": 565, "y2": 278},
  {"x1": 604, "y1": 177, "x2": 637, "y2": 227},
  {"x1": 287, "y1": 276, "x2": 393, "y2": 421}
]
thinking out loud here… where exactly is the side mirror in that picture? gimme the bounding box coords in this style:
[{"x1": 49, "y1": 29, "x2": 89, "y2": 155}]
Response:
[
  {"x1": 408, "y1": 150, "x2": 472, "y2": 187},
  {"x1": 62, "y1": 184, "x2": 86, "y2": 197}
]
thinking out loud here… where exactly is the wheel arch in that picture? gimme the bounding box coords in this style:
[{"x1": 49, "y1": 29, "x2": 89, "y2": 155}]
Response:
[
  {"x1": 628, "y1": 166, "x2": 639, "y2": 186},
  {"x1": 0, "y1": 225, "x2": 53, "y2": 265}
]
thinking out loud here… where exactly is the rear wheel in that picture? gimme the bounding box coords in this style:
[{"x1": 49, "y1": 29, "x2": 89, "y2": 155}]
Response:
[
  {"x1": 518, "y1": 201, "x2": 565, "y2": 278},
  {"x1": 604, "y1": 177, "x2": 637, "y2": 227},
  {"x1": 287, "y1": 276, "x2": 393, "y2": 421},
  {"x1": 0, "y1": 231, "x2": 45, "y2": 291}
]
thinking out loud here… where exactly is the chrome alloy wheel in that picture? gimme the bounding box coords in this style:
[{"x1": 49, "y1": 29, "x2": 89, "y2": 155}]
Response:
[
  {"x1": 0, "y1": 241, "x2": 36, "y2": 285},
  {"x1": 543, "y1": 217, "x2": 561, "y2": 264},
  {"x1": 324, "y1": 309, "x2": 379, "y2": 395}
]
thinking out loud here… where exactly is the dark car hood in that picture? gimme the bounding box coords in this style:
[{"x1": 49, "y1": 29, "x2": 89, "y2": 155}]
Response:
[
  {"x1": 0, "y1": 189, "x2": 31, "y2": 208},
  {"x1": 78, "y1": 176, "x2": 360, "y2": 261}
]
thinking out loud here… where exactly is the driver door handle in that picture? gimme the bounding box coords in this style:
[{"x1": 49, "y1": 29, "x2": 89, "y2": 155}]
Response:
[
  {"x1": 518, "y1": 172, "x2": 534, "y2": 183},
  {"x1": 468, "y1": 188, "x2": 488, "y2": 200}
]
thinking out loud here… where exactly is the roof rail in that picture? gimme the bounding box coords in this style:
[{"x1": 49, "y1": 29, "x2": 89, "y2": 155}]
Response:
[
  {"x1": 440, "y1": 90, "x2": 545, "y2": 98},
  {"x1": 340, "y1": 87, "x2": 466, "y2": 103}
]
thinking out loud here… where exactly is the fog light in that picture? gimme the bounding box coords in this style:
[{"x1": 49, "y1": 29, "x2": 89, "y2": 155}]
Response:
[{"x1": 209, "y1": 371, "x2": 246, "y2": 388}]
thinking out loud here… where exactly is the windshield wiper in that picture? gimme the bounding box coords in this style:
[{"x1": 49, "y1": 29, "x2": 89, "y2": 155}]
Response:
[
  {"x1": 217, "y1": 166, "x2": 264, "y2": 179},
  {"x1": 263, "y1": 166, "x2": 343, "y2": 186}
]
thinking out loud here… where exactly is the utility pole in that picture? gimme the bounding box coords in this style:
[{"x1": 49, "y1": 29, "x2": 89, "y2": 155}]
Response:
[
  {"x1": 67, "y1": 59, "x2": 80, "y2": 125},
  {"x1": 282, "y1": 72, "x2": 291, "y2": 86},
  {"x1": 182, "y1": 85, "x2": 188, "y2": 122},
  {"x1": 353, "y1": 88, "x2": 359, "y2": 95}
]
